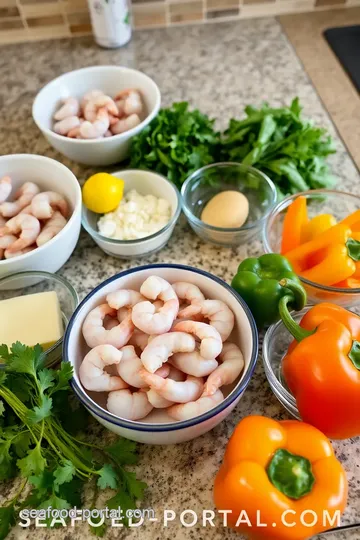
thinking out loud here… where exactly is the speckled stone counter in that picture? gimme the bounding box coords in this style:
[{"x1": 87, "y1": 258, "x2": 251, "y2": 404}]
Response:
[{"x1": 0, "y1": 18, "x2": 359, "y2": 540}]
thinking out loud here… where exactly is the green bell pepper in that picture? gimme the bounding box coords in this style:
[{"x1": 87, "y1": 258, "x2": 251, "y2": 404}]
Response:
[{"x1": 231, "y1": 253, "x2": 306, "y2": 329}]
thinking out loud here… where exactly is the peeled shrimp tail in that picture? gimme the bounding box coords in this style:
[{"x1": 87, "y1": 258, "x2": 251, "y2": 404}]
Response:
[
  {"x1": 36, "y1": 211, "x2": 67, "y2": 247},
  {"x1": 203, "y1": 342, "x2": 245, "y2": 396},
  {"x1": 168, "y1": 390, "x2": 224, "y2": 421},
  {"x1": 107, "y1": 389, "x2": 153, "y2": 421},
  {"x1": 139, "y1": 370, "x2": 203, "y2": 403},
  {"x1": 111, "y1": 114, "x2": 141, "y2": 135},
  {"x1": 140, "y1": 332, "x2": 195, "y2": 373},
  {"x1": 79, "y1": 344, "x2": 127, "y2": 392}
]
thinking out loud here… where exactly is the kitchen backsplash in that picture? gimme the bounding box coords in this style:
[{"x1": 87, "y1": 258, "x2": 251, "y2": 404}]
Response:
[{"x1": 0, "y1": 0, "x2": 358, "y2": 45}]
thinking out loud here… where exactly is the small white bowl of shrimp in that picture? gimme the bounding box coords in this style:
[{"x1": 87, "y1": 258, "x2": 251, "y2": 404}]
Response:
[
  {"x1": 0, "y1": 154, "x2": 81, "y2": 280},
  {"x1": 32, "y1": 65, "x2": 161, "y2": 166},
  {"x1": 63, "y1": 264, "x2": 258, "y2": 445}
]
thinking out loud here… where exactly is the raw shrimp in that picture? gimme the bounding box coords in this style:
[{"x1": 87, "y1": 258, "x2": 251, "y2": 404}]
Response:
[
  {"x1": 0, "y1": 182, "x2": 40, "y2": 218},
  {"x1": 79, "y1": 108, "x2": 110, "y2": 139},
  {"x1": 31, "y1": 191, "x2": 68, "y2": 219},
  {"x1": 111, "y1": 114, "x2": 141, "y2": 135},
  {"x1": 140, "y1": 332, "x2": 195, "y2": 373},
  {"x1": 140, "y1": 370, "x2": 203, "y2": 403},
  {"x1": 115, "y1": 89, "x2": 143, "y2": 116},
  {"x1": 173, "y1": 321, "x2": 222, "y2": 359},
  {"x1": 117, "y1": 345, "x2": 170, "y2": 388},
  {"x1": 79, "y1": 344, "x2": 127, "y2": 392},
  {"x1": 128, "y1": 330, "x2": 149, "y2": 351},
  {"x1": 132, "y1": 276, "x2": 179, "y2": 335},
  {"x1": 80, "y1": 89, "x2": 104, "y2": 111},
  {"x1": 147, "y1": 366, "x2": 185, "y2": 409},
  {"x1": 54, "y1": 116, "x2": 80, "y2": 136},
  {"x1": 82, "y1": 304, "x2": 134, "y2": 349},
  {"x1": 106, "y1": 289, "x2": 145, "y2": 311},
  {"x1": 107, "y1": 388, "x2": 153, "y2": 421},
  {"x1": 0, "y1": 234, "x2": 17, "y2": 259},
  {"x1": 179, "y1": 299, "x2": 235, "y2": 341},
  {"x1": 54, "y1": 97, "x2": 80, "y2": 121},
  {"x1": 172, "y1": 282, "x2": 205, "y2": 313},
  {"x1": 203, "y1": 342, "x2": 245, "y2": 396},
  {"x1": 169, "y1": 352, "x2": 218, "y2": 378},
  {"x1": 84, "y1": 95, "x2": 118, "y2": 122},
  {"x1": 0, "y1": 176, "x2": 12, "y2": 203},
  {"x1": 4, "y1": 245, "x2": 35, "y2": 259},
  {"x1": 36, "y1": 211, "x2": 67, "y2": 247},
  {"x1": 168, "y1": 389, "x2": 224, "y2": 421},
  {"x1": 0, "y1": 216, "x2": 6, "y2": 227},
  {"x1": 0, "y1": 214, "x2": 40, "y2": 253}
]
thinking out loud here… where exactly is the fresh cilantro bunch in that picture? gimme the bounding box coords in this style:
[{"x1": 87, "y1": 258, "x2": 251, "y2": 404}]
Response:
[
  {"x1": 0, "y1": 343, "x2": 147, "y2": 539},
  {"x1": 129, "y1": 102, "x2": 220, "y2": 188},
  {"x1": 221, "y1": 98, "x2": 336, "y2": 199}
]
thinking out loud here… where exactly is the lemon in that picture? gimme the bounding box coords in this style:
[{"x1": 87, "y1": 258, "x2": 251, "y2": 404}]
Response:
[{"x1": 82, "y1": 173, "x2": 124, "y2": 214}]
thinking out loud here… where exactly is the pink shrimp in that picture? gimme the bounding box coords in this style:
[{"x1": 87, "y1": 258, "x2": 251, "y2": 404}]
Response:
[
  {"x1": 173, "y1": 320, "x2": 222, "y2": 359},
  {"x1": 107, "y1": 388, "x2": 153, "y2": 421},
  {"x1": 0, "y1": 234, "x2": 17, "y2": 259},
  {"x1": 84, "y1": 95, "x2": 118, "y2": 122},
  {"x1": 0, "y1": 182, "x2": 40, "y2": 218},
  {"x1": 0, "y1": 176, "x2": 12, "y2": 204},
  {"x1": 79, "y1": 344, "x2": 127, "y2": 392},
  {"x1": 4, "y1": 245, "x2": 36, "y2": 259},
  {"x1": 82, "y1": 304, "x2": 134, "y2": 349},
  {"x1": 80, "y1": 89, "x2": 104, "y2": 111},
  {"x1": 0, "y1": 214, "x2": 40, "y2": 253},
  {"x1": 168, "y1": 389, "x2": 224, "y2": 421},
  {"x1": 140, "y1": 332, "x2": 195, "y2": 373},
  {"x1": 31, "y1": 191, "x2": 68, "y2": 220},
  {"x1": 140, "y1": 369, "x2": 203, "y2": 403},
  {"x1": 79, "y1": 108, "x2": 110, "y2": 139},
  {"x1": 203, "y1": 342, "x2": 245, "y2": 396},
  {"x1": 36, "y1": 211, "x2": 67, "y2": 247},
  {"x1": 54, "y1": 97, "x2": 80, "y2": 121},
  {"x1": 114, "y1": 89, "x2": 143, "y2": 116},
  {"x1": 54, "y1": 116, "x2": 80, "y2": 136},
  {"x1": 111, "y1": 113, "x2": 141, "y2": 135}
]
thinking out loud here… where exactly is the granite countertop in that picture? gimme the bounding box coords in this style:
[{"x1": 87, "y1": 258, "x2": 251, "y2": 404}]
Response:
[{"x1": 0, "y1": 17, "x2": 359, "y2": 540}]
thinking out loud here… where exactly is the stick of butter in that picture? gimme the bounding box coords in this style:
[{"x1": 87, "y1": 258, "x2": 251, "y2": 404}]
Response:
[{"x1": 0, "y1": 291, "x2": 63, "y2": 350}]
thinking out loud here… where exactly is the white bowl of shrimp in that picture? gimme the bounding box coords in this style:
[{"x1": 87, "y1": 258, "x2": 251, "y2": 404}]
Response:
[
  {"x1": 63, "y1": 264, "x2": 258, "y2": 445},
  {"x1": 0, "y1": 154, "x2": 81, "y2": 280},
  {"x1": 32, "y1": 66, "x2": 161, "y2": 167}
]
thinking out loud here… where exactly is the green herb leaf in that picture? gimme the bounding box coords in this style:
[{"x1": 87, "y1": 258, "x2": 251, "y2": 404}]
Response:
[
  {"x1": 97, "y1": 464, "x2": 118, "y2": 490},
  {"x1": 12, "y1": 431, "x2": 32, "y2": 458},
  {"x1": 106, "y1": 491, "x2": 134, "y2": 527},
  {"x1": 106, "y1": 439, "x2": 139, "y2": 465},
  {"x1": 26, "y1": 396, "x2": 52, "y2": 424},
  {"x1": 0, "y1": 505, "x2": 16, "y2": 540},
  {"x1": 37, "y1": 493, "x2": 71, "y2": 511},
  {"x1": 53, "y1": 460, "x2": 76, "y2": 490},
  {"x1": 50, "y1": 363, "x2": 73, "y2": 394},
  {"x1": 29, "y1": 470, "x2": 54, "y2": 493},
  {"x1": 0, "y1": 345, "x2": 10, "y2": 363},
  {"x1": 17, "y1": 445, "x2": 47, "y2": 477},
  {"x1": 0, "y1": 401, "x2": 4, "y2": 417},
  {"x1": 121, "y1": 470, "x2": 147, "y2": 501},
  {"x1": 38, "y1": 369, "x2": 55, "y2": 392},
  {"x1": 0, "y1": 440, "x2": 15, "y2": 481}
]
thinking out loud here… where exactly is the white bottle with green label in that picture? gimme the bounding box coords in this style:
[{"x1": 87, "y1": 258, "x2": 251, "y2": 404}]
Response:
[{"x1": 88, "y1": 0, "x2": 131, "y2": 49}]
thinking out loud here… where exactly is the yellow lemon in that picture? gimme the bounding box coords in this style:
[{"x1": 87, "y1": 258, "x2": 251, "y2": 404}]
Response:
[{"x1": 82, "y1": 173, "x2": 124, "y2": 214}]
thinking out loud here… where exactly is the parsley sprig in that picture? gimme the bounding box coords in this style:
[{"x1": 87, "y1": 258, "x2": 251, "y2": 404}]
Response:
[{"x1": 0, "y1": 343, "x2": 147, "y2": 539}]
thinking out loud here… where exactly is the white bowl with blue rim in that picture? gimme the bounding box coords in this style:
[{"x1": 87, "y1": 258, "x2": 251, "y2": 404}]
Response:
[{"x1": 63, "y1": 264, "x2": 258, "y2": 445}]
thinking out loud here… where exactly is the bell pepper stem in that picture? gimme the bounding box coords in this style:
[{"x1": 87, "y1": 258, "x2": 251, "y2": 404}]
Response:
[
  {"x1": 278, "y1": 280, "x2": 314, "y2": 342},
  {"x1": 279, "y1": 278, "x2": 307, "y2": 311}
]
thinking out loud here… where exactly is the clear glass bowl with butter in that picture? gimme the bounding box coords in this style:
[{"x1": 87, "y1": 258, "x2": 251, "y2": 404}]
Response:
[
  {"x1": 0, "y1": 271, "x2": 79, "y2": 368},
  {"x1": 181, "y1": 163, "x2": 277, "y2": 247}
]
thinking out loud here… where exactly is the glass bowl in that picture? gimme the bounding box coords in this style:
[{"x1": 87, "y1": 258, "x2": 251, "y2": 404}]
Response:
[
  {"x1": 262, "y1": 309, "x2": 304, "y2": 420},
  {"x1": 181, "y1": 163, "x2": 277, "y2": 247},
  {"x1": 0, "y1": 271, "x2": 79, "y2": 368},
  {"x1": 263, "y1": 189, "x2": 360, "y2": 307}
]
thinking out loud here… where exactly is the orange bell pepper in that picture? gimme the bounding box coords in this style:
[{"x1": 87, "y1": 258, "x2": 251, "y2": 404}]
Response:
[
  {"x1": 334, "y1": 277, "x2": 360, "y2": 289},
  {"x1": 340, "y1": 209, "x2": 360, "y2": 229},
  {"x1": 214, "y1": 416, "x2": 348, "y2": 540},
  {"x1": 281, "y1": 196, "x2": 308, "y2": 254},
  {"x1": 284, "y1": 223, "x2": 351, "y2": 272},
  {"x1": 300, "y1": 244, "x2": 355, "y2": 286},
  {"x1": 280, "y1": 282, "x2": 360, "y2": 439},
  {"x1": 301, "y1": 213, "x2": 336, "y2": 243}
]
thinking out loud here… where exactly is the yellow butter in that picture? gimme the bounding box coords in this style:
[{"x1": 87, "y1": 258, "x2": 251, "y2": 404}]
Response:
[{"x1": 0, "y1": 291, "x2": 63, "y2": 350}]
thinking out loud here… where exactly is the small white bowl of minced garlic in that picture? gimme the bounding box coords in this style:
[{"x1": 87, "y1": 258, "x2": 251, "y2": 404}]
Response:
[
  {"x1": 181, "y1": 163, "x2": 277, "y2": 247},
  {"x1": 82, "y1": 170, "x2": 181, "y2": 259}
]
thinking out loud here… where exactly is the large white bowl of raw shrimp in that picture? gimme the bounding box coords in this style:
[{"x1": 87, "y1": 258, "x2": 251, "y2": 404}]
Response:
[
  {"x1": 32, "y1": 66, "x2": 161, "y2": 166},
  {"x1": 63, "y1": 264, "x2": 258, "y2": 444},
  {"x1": 0, "y1": 154, "x2": 81, "y2": 280}
]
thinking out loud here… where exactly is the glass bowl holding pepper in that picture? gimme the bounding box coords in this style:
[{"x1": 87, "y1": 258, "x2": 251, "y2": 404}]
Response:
[
  {"x1": 263, "y1": 281, "x2": 360, "y2": 440},
  {"x1": 263, "y1": 189, "x2": 360, "y2": 307}
]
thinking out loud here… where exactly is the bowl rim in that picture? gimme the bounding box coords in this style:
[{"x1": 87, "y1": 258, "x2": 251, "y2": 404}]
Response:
[
  {"x1": 262, "y1": 189, "x2": 360, "y2": 294},
  {"x1": 0, "y1": 270, "x2": 79, "y2": 359},
  {"x1": 81, "y1": 170, "x2": 182, "y2": 245},
  {"x1": 32, "y1": 65, "x2": 161, "y2": 145},
  {"x1": 180, "y1": 162, "x2": 277, "y2": 233},
  {"x1": 63, "y1": 263, "x2": 259, "y2": 432},
  {"x1": 0, "y1": 154, "x2": 81, "y2": 265}
]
